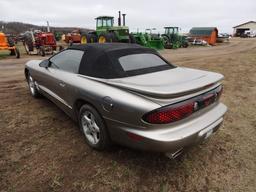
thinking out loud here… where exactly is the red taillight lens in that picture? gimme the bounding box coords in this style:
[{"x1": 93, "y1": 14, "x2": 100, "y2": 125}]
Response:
[
  {"x1": 143, "y1": 85, "x2": 223, "y2": 124},
  {"x1": 143, "y1": 102, "x2": 195, "y2": 124}
]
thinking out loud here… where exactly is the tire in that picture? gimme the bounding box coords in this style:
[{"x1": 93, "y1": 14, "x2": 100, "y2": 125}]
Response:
[
  {"x1": 39, "y1": 46, "x2": 45, "y2": 57},
  {"x1": 109, "y1": 33, "x2": 117, "y2": 42},
  {"x1": 90, "y1": 34, "x2": 98, "y2": 42},
  {"x1": 15, "y1": 48, "x2": 20, "y2": 58},
  {"x1": 161, "y1": 35, "x2": 171, "y2": 49},
  {"x1": 79, "y1": 104, "x2": 111, "y2": 150},
  {"x1": 182, "y1": 42, "x2": 189, "y2": 48},
  {"x1": 7, "y1": 37, "x2": 15, "y2": 47},
  {"x1": 69, "y1": 40, "x2": 73, "y2": 46},
  {"x1": 10, "y1": 49, "x2": 16, "y2": 55},
  {"x1": 27, "y1": 73, "x2": 40, "y2": 98},
  {"x1": 24, "y1": 35, "x2": 34, "y2": 54},
  {"x1": 81, "y1": 33, "x2": 97, "y2": 44},
  {"x1": 129, "y1": 34, "x2": 136, "y2": 44},
  {"x1": 59, "y1": 45, "x2": 64, "y2": 51},
  {"x1": 98, "y1": 33, "x2": 115, "y2": 43}
]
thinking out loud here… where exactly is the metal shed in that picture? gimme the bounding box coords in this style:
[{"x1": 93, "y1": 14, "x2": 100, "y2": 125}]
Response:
[
  {"x1": 189, "y1": 27, "x2": 218, "y2": 45},
  {"x1": 233, "y1": 21, "x2": 256, "y2": 37}
]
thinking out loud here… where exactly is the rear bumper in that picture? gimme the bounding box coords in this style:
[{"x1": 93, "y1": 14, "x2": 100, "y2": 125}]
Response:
[{"x1": 105, "y1": 102, "x2": 227, "y2": 152}]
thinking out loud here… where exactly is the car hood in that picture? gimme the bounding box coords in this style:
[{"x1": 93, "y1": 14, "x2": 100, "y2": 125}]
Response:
[{"x1": 104, "y1": 67, "x2": 223, "y2": 98}]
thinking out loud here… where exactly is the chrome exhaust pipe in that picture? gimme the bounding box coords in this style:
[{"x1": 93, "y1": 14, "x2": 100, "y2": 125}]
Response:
[{"x1": 165, "y1": 148, "x2": 183, "y2": 159}]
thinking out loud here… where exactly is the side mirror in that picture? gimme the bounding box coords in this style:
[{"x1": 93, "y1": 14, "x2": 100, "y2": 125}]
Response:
[{"x1": 39, "y1": 59, "x2": 50, "y2": 68}]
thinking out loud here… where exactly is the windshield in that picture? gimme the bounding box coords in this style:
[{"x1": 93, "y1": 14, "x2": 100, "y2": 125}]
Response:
[{"x1": 97, "y1": 18, "x2": 113, "y2": 27}]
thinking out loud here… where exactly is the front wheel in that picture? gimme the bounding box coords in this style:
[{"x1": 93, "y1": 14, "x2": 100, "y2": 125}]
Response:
[{"x1": 79, "y1": 104, "x2": 111, "y2": 150}]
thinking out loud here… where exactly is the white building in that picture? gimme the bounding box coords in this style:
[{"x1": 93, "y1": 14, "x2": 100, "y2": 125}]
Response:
[{"x1": 233, "y1": 21, "x2": 256, "y2": 36}]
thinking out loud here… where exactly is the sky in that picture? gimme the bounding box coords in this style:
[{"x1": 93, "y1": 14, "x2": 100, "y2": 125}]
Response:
[{"x1": 0, "y1": 0, "x2": 255, "y2": 33}]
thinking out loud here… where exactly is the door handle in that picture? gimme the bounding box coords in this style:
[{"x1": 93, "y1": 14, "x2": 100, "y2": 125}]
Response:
[{"x1": 59, "y1": 82, "x2": 66, "y2": 87}]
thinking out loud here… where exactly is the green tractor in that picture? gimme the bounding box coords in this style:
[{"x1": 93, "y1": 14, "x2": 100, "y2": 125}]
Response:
[
  {"x1": 161, "y1": 27, "x2": 188, "y2": 49},
  {"x1": 131, "y1": 32, "x2": 164, "y2": 50},
  {"x1": 80, "y1": 11, "x2": 130, "y2": 44}
]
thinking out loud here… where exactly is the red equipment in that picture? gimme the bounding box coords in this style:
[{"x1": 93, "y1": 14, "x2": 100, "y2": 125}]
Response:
[
  {"x1": 23, "y1": 30, "x2": 58, "y2": 56},
  {"x1": 64, "y1": 30, "x2": 81, "y2": 45}
]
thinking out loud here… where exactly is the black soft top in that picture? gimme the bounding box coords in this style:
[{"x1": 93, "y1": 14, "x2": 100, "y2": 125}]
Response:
[{"x1": 69, "y1": 43, "x2": 172, "y2": 79}]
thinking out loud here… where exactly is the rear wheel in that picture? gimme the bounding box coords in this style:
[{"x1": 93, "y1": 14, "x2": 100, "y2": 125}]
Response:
[
  {"x1": 81, "y1": 33, "x2": 97, "y2": 44},
  {"x1": 98, "y1": 33, "x2": 116, "y2": 43},
  {"x1": 162, "y1": 35, "x2": 170, "y2": 48},
  {"x1": 23, "y1": 36, "x2": 34, "y2": 54},
  {"x1": 98, "y1": 34, "x2": 107, "y2": 43},
  {"x1": 79, "y1": 104, "x2": 111, "y2": 150},
  {"x1": 27, "y1": 73, "x2": 40, "y2": 98}
]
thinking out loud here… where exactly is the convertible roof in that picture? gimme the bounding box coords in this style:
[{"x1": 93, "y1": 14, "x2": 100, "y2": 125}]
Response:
[
  {"x1": 69, "y1": 43, "x2": 145, "y2": 52},
  {"x1": 69, "y1": 43, "x2": 162, "y2": 79}
]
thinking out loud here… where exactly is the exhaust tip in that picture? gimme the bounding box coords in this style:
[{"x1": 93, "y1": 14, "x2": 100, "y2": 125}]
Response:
[{"x1": 165, "y1": 148, "x2": 183, "y2": 159}]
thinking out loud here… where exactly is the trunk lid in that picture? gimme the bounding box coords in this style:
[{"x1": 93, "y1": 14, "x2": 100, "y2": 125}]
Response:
[{"x1": 106, "y1": 67, "x2": 223, "y2": 98}]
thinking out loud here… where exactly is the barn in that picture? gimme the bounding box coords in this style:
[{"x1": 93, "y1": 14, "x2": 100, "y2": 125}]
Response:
[
  {"x1": 233, "y1": 21, "x2": 256, "y2": 37},
  {"x1": 189, "y1": 27, "x2": 218, "y2": 45}
]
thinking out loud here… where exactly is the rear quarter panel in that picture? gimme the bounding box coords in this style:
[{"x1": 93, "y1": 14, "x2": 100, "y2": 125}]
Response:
[{"x1": 67, "y1": 75, "x2": 161, "y2": 128}]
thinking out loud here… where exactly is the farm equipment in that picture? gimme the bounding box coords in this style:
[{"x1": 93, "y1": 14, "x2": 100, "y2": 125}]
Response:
[
  {"x1": 161, "y1": 27, "x2": 188, "y2": 49},
  {"x1": 0, "y1": 32, "x2": 20, "y2": 58},
  {"x1": 80, "y1": 11, "x2": 130, "y2": 44},
  {"x1": 71, "y1": 11, "x2": 164, "y2": 50},
  {"x1": 23, "y1": 30, "x2": 58, "y2": 56},
  {"x1": 130, "y1": 32, "x2": 164, "y2": 50},
  {"x1": 64, "y1": 30, "x2": 82, "y2": 45}
]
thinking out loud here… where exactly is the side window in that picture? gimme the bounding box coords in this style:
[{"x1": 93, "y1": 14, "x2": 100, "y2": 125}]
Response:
[{"x1": 49, "y1": 49, "x2": 84, "y2": 73}]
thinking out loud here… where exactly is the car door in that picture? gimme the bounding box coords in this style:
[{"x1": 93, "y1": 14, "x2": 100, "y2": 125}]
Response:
[{"x1": 39, "y1": 49, "x2": 84, "y2": 112}]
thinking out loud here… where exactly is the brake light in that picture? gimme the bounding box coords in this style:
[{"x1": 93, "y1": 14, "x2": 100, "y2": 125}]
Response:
[
  {"x1": 143, "y1": 85, "x2": 223, "y2": 124},
  {"x1": 143, "y1": 102, "x2": 195, "y2": 124}
]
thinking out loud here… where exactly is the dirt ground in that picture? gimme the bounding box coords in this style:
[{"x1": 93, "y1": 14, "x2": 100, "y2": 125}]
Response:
[{"x1": 0, "y1": 38, "x2": 256, "y2": 192}]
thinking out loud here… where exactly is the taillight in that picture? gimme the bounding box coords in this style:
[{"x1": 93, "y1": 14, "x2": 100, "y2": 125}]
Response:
[
  {"x1": 143, "y1": 85, "x2": 223, "y2": 124},
  {"x1": 143, "y1": 101, "x2": 195, "y2": 124}
]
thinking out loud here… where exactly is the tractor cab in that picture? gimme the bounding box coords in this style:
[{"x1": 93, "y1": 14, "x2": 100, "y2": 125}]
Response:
[
  {"x1": 96, "y1": 16, "x2": 114, "y2": 29},
  {"x1": 164, "y1": 27, "x2": 179, "y2": 35},
  {"x1": 162, "y1": 27, "x2": 188, "y2": 49}
]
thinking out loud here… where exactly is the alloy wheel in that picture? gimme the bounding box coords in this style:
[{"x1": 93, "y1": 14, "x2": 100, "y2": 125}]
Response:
[{"x1": 81, "y1": 111, "x2": 100, "y2": 145}]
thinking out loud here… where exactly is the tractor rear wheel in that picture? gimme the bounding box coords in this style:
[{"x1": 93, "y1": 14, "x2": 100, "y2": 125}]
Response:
[
  {"x1": 24, "y1": 37, "x2": 34, "y2": 54},
  {"x1": 162, "y1": 35, "x2": 171, "y2": 49},
  {"x1": 98, "y1": 34, "x2": 107, "y2": 43},
  {"x1": 98, "y1": 33, "x2": 116, "y2": 43},
  {"x1": 81, "y1": 33, "x2": 97, "y2": 44}
]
